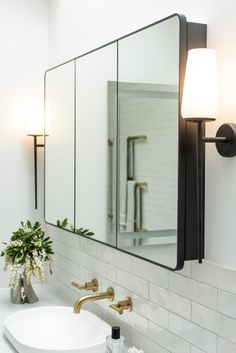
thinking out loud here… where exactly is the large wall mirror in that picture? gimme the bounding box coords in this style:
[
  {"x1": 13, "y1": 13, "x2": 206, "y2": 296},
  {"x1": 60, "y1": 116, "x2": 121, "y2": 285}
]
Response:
[{"x1": 45, "y1": 14, "x2": 207, "y2": 270}]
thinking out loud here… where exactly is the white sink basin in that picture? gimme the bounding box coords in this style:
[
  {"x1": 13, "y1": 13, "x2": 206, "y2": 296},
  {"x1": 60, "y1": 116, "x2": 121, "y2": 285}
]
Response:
[{"x1": 4, "y1": 306, "x2": 111, "y2": 353}]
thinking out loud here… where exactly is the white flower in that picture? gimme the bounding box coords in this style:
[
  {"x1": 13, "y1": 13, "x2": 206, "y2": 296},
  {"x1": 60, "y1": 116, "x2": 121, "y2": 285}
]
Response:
[
  {"x1": 6, "y1": 263, "x2": 21, "y2": 289},
  {"x1": 8, "y1": 240, "x2": 23, "y2": 248}
]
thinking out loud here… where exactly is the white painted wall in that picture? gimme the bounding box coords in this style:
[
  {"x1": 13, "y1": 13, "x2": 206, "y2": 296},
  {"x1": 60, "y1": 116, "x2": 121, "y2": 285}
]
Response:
[
  {"x1": 48, "y1": 0, "x2": 236, "y2": 270},
  {"x1": 0, "y1": 0, "x2": 48, "y2": 287}
]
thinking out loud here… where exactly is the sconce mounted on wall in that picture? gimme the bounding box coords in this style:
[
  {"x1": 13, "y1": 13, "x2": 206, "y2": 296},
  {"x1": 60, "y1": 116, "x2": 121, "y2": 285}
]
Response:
[
  {"x1": 27, "y1": 134, "x2": 45, "y2": 209},
  {"x1": 182, "y1": 48, "x2": 236, "y2": 263}
]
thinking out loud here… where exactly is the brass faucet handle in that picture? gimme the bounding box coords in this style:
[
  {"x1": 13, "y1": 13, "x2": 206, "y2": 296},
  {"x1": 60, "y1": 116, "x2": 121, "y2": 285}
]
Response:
[
  {"x1": 109, "y1": 297, "x2": 133, "y2": 315},
  {"x1": 71, "y1": 279, "x2": 98, "y2": 292}
]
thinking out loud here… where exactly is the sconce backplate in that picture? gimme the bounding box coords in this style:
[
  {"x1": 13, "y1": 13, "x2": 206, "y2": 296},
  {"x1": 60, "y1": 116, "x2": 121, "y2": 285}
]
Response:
[{"x1": 216, "y1": 123, "x2": 236, "y2": 157}]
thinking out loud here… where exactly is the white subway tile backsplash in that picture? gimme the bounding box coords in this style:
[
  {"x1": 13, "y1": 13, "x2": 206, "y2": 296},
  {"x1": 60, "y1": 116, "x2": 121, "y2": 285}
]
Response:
[
  {"x1": 75, "y1": 235, "x2": 104, "y2": 259},
  {"x1": 149, "y1": 320, "x2": 190, "y2": 353},
  {"x1": 46, "y1": 273, "x2": 61, "y2": 293},
  {"x1": 120, "y1": 310, "x2": 149, "y2": 336},
  {"x1": 114, "y1": 250, "x2": 133, "y2": 271},
  {"x1": 132, "y1": 294, "x2": 169, "y2": 328},
  {"x1": 72, "y1": 248, "x2": 89, "y2": 267},
  {"x1": 58, "y1": 228, "x2": 79, "y2": 249},
  {"x1": 53, "y1": 240, "x2": 88, "y2": 268},
  {"x1": 53, "y1": 265, "x2": 79, "y2": 289},
  {"x1": 103, "y1": 248, "x2": 134, "y2": 276},
  {"x1": 169, "y1": 313, "x2": 216, "y2": 353},
  {"x1": 52, "y1": 253, "x2": 60, "y2": 266},
  {"x1": 84, "y1": 238, "x2": 103, "y2": 259},
  {"x1": 217, "y1": 337, "x2": 236, "y2": 353},
  {"x1": 87, "y1": 256, "x2": 116, "y2": 281},
  {"x1": 102, "y1": 246, "x2": 118, "y2": 264},
  {"x1": 169, "y1": 272, "x2": 217, "y2": 309},
  {"x1": 51, "y1": 238, "x2": 62, "y2": 254},
  {"x1": 59, "y1": 257, "x2": 80, "y2": 278},
  {"x1": 191, "y1": 302, "x2": 219, "y2": 332},
  {"x1": 192, "y1": 302, "x2": 236, "y2": 345},
  {"x1": 191, "y1": 261, "x2": 236, "y2": 294},
  {"x1": 190, "y1": 346, "x2": 206, "y2": 353},
  {"x1": 101, "y1": 277, "x2": 131, "y2": 298},
  {"x1": 76, "y1": 266, "x2": 100, "y2": 284},
  {"x1": 218, "y1": 289, "x2": 236, "y2": 319},
  {"x1": 116, "y1": 269, "x2": 149, "y2": 298},
  {"x1": 132, "y1": 330, "x2": 170, "y2": 353},
  {"x1": 47, "y1": 227, "x2": 236, "y2": 353},
  {"x1": 130, "y1": 257, "x2": 168, "y2": 289},
  {"x1": 149, "y1": 283, "x2": 191, "y2": 319}
]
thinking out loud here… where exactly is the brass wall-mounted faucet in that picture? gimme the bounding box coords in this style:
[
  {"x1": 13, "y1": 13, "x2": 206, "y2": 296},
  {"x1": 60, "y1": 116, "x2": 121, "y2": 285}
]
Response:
[
  {"x1": 109, "y1": 297, "x2": 133, "y2": 315},
  {"x1": 73, "y1": 287, "x2": 114, "y2": 313},
  {"x1": 71, "y1": 279, "x2": 98, "y2": 292}
]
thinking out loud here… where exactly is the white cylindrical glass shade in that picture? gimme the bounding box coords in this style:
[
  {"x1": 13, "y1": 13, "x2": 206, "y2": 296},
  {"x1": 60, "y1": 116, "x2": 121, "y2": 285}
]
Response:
[
  {"x1": 25, "y1": 100, "x2": 44, "y2": 135},
  {"x1": 181, "y1": 48, "x2": 218, "y2": 120}
]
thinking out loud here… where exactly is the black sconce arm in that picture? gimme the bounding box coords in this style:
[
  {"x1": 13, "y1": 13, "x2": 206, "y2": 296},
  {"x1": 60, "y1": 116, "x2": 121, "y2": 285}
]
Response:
[{"x1": 202, "y1": 136, "x2": 227, "y2": 143}]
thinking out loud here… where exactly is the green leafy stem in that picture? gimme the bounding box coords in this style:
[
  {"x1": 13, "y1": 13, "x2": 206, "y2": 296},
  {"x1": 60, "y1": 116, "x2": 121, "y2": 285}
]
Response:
[{"x1": 56, "y1": 218, "x2": 94, "y2": 236}]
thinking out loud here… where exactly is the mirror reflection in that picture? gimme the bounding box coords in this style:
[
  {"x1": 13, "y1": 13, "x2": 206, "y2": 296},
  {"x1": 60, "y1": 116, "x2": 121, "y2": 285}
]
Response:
[
  {"x1": 45, "y1": 61, "x2": 75, "y2": 228},
  {"x1": 75, "y1": 43, "x2": 117, "y2": 245},
  {"x1": 117, "y1": 17, "x2": 180, "y2": 268}
]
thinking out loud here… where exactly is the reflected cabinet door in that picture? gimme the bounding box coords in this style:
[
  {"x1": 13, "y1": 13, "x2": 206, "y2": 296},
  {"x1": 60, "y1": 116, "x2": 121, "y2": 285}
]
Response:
[
  {"x1": 75, "y1": 43, "x2": 117, "y2": 246},
  {"x1": 45, "y1": 61, "x2": 75, "y2": 229},
  {"x1": 117, "y1": 15, "x2": 184, "y2": 269}
]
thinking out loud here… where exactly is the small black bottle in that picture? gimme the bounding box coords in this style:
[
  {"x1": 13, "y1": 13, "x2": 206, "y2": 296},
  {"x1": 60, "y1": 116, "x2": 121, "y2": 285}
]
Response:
[{"x1": 106, "y1": 326, "x2": 125, "y2": 353}]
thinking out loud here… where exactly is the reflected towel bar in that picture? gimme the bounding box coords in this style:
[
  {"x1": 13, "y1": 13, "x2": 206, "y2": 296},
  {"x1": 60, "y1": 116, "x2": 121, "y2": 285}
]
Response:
[
  {"x1": 127, "y1": 135, "x2": 147, "y2": 180},
  {"x1": 127, "y1": 135, "x2": 147, "y2": 141},
  {"x1": 135, "y1": 182, "x2": 147, "y2": 188},
  {"x1": 108, "y1": 138, "x2": 114, "y2": 220},
  {"x1": 134, "y1": 182, "x2": 148, "y2": 237}
]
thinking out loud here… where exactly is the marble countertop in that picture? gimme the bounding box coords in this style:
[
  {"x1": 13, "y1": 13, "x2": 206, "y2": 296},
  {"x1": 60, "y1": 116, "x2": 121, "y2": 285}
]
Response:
[{"x1": 0, "y1": 285, "x2": 68, "y2": 352}]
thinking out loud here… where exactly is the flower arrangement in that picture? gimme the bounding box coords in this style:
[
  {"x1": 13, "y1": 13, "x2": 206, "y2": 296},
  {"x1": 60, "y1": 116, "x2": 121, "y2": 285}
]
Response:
[{"x1": 1, "y1": 221, "x2": 53, "y2": 289}]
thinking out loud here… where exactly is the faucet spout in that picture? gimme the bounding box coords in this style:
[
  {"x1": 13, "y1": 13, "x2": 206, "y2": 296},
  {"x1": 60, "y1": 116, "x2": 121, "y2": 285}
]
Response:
[{"x1": 73, "y1": 287, "x2": 114, "y2": 313}]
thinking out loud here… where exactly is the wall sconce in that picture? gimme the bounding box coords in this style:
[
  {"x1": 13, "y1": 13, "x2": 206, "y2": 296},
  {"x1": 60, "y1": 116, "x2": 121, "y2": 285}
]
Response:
[
  {"x1": 181, "y1": 48, "x2": 236, "y2": 263},
  {"x1": 25, "y1": 101, "x2": 46, "y2": 210},
  {"x1": 27, "y1": 134, "x2": 45, "y2": 209}
]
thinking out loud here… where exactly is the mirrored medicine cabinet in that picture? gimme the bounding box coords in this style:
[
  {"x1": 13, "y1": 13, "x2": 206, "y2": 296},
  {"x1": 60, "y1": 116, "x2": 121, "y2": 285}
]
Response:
[{"x1": 44, "y1": 13, "x2": 207, "y2": 270}]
